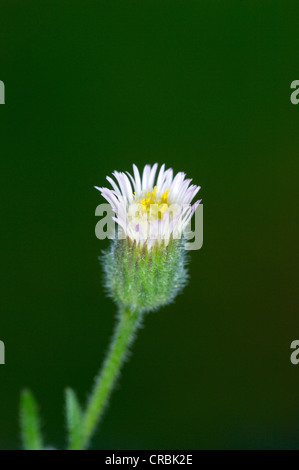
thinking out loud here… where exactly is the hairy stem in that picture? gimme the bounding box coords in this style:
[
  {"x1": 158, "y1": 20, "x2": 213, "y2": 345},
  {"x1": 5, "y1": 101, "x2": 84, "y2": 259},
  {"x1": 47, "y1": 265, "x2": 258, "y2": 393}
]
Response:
[{"x1": 82, "y1": 306, "x2": 142, "y2": 449}]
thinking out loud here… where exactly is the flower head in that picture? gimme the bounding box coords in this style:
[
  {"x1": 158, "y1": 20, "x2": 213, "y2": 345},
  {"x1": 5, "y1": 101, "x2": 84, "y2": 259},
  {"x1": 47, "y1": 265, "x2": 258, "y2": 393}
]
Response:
[
  {"x1": 96, "y1": 164, "x2": 201, "y2": 313},
  {"x1": 95, "y1": 163, "x2": 200, "y2": 248}
]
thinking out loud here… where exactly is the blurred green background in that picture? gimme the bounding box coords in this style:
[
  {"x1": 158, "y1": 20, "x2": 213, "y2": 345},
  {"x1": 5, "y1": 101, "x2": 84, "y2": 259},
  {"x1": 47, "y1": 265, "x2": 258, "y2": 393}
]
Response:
[{"x1": 1, "y1": 0, "x2": 299, "y2": 450}]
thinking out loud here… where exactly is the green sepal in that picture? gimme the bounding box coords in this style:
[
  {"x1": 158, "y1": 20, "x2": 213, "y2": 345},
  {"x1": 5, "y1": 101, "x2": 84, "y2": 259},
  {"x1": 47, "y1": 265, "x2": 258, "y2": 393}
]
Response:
[{"x1": 103, "y1": 237, "x2": 188, "y2": 313}]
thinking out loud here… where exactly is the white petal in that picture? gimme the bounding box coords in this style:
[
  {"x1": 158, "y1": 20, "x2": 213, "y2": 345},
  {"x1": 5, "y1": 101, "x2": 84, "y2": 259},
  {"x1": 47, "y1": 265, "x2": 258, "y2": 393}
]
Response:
[
  {"x1": 122, "y1": 173, "x2": 134, "y2": 201},
  {"x1": 126, "y1": 171, "x2": 136, "y2": 191},
  {"x1": 147, "y1": 163, "x2": 158, "y2": 189},
  {"x1": 106, "y1": 176, "x2": 121, "y2": 195},
  {"x1": 160, "y1": 168, "x2": 173, "y2": 194},
  {"x1": 169, "y1": 172, "x2": 186, "y2": 200},
  {"x1": 142, "y1": 164, "x2": 151, "y2": 190},
  {"x1": 156, "y1": 163, "x2": 165, "y2": 190},
  {"x1": 133, "y1": 164, "x2": 142, "y2": 194},
  {"x1": 112, "y1": 172, "x2": 129, "y2": 200}
]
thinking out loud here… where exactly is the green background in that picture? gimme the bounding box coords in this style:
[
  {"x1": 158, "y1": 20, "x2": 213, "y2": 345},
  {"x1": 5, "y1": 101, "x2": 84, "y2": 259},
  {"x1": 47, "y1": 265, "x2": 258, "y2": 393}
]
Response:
[{"x1": 1, "y1": 0, "x2": 298, "y2": 450}]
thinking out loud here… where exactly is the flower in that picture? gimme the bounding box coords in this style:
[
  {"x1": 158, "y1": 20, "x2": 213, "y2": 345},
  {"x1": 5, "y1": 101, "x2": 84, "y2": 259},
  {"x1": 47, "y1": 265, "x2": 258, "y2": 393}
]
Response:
[
  {"x1": 95, "y1": 164, "x2": 201, "y2": 313},
  {"x1": 95, "y1": 163, "x2": 201, "y2": 248}
]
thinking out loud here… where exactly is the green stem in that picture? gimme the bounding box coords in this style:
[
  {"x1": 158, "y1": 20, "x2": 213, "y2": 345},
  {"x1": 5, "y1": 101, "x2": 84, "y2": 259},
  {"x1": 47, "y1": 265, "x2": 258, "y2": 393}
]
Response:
[{"x1": 81, "y1": 306, "x2": 142, "y2": 449}]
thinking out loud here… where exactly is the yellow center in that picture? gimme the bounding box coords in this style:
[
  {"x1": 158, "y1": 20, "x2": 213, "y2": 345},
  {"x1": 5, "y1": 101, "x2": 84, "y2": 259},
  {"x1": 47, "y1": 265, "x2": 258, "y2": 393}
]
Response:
[{"x1": 138, "y1": 186, "x2": 170, "y2": 219}]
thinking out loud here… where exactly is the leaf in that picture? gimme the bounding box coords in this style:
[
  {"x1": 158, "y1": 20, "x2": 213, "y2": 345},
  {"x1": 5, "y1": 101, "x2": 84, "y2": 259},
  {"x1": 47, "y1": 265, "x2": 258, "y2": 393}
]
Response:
[
  {"x1": 20, "y1": 389, "x2": 44, "y2": 450},
  {"x1": 65, "y1": 388, "x2": 83, "y2": 450}
]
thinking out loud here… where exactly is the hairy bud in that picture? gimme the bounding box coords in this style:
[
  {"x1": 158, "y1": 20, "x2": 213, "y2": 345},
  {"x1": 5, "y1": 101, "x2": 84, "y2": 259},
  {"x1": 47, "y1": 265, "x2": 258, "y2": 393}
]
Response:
[{"x1": 103, "y1": 237, "x2": 188, "y2": 313}]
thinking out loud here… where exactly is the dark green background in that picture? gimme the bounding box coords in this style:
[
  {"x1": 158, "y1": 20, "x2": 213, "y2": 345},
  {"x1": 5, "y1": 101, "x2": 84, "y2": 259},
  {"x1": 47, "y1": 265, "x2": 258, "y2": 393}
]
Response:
[{"x1": 1, "y1": 0, "x2": 298, "y2": 450}]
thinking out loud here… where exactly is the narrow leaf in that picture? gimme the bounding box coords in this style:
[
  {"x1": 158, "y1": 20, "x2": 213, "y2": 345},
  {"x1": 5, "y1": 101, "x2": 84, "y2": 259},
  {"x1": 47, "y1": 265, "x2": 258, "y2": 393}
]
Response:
[
  {"x1": 20, "y1": 389, "x2": 43, "y2": 450},
  {"x1": 65, "y1": 388, "x2": 83, "y2": 450}
]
